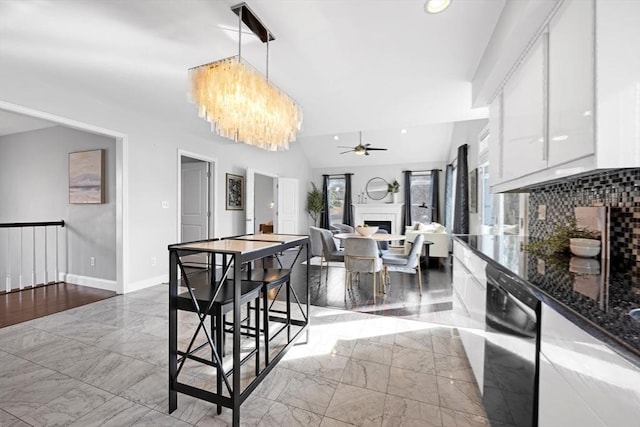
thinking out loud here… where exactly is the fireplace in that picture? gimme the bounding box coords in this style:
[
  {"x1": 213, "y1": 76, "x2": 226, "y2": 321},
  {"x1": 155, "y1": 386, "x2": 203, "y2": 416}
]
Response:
[
  {"x1": 364, "y1": 220, "x2": 392, "y2": 233},
  {"x1": 352, "y1": 203, "x2": 403, "y2": 234}
]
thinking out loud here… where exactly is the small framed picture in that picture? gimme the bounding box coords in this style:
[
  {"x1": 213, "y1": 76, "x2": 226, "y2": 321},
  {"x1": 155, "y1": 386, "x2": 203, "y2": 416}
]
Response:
[
  {"x1": 69, "y1": 149, "x2": 105, "y2": 204},
  {"x1": 226, "y1": 173, "x2": 244, "y2": 210}
]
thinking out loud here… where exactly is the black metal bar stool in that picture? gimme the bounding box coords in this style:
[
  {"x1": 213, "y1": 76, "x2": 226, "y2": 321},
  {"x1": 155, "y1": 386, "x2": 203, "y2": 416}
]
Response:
[
  {"x1": 247, "y1": 267, "x2": 292, "y2": 365},
  {"x1": 175, "y1": 269, "x2": 262, "y2": 414}
]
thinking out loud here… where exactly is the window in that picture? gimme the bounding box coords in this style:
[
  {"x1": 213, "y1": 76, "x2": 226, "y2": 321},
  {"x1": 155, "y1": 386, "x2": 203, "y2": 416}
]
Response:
[
  {"x1": 480, "y1": 162, "x2": 493, "y2": 229},
  {"x1": 410, "y1": 173, "x2": 432, "y2": 224},
  {"x1": 478, "y1": 128, "x2": 493, "y2": 232},
  {"x1": 327, "y1": 176, "x2": 346, "y2": 225}
]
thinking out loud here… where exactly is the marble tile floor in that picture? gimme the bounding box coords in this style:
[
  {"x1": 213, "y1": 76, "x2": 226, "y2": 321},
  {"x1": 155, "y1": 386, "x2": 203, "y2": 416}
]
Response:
[{"x1": 0, "y1": 284, "x2": 491, "y2": 426}]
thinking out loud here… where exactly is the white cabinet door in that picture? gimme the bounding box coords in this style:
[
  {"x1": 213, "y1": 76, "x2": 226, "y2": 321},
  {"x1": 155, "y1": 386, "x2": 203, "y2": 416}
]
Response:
[
  {"x1": 540, "y1": 304, "x2": 640, "y2": 425},
  {"x1": 538, "y1": 352, "x2": 604, "y2": 427},
  {"x1": 452, "y1": 241, "x2": 487, "y2": 391},
  {"x1": 595, "y1": 0, "x2": 640, "y2": 168},
  {"x1": 548, "y1": 0, "x2": 594, "y2": 166},
  {"x1": 502, "y1": 38, "x2": 546, "y2": 181}
]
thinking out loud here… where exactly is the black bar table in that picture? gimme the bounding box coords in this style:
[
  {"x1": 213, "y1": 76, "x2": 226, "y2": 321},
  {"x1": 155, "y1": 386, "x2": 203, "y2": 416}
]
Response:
[{"x1": 168, "y1": 234, "x2": 309, "y2": 426}]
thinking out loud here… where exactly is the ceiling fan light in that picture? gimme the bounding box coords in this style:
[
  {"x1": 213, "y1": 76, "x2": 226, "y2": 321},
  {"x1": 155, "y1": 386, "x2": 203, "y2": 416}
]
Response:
[{"x1": 425, "y1": 0, "x2": 451, "y2": 14}]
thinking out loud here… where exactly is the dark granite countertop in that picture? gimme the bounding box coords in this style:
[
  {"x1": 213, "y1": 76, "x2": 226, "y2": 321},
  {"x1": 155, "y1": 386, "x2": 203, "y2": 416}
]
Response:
[{"x1": 454, "y1": 235, "x2": 640, "y2": 366}]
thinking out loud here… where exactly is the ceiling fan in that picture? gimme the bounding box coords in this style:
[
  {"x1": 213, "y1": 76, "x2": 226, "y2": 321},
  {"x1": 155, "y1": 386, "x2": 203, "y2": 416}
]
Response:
[{"x1": 338, "y1": 131, "x2": 388, "y2": 156}]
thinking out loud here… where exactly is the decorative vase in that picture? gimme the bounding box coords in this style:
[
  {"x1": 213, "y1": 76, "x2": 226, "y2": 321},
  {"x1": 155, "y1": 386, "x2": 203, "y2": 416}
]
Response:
[{"x1": 392, "y1": 192, "x2": 398, "y2": 204}]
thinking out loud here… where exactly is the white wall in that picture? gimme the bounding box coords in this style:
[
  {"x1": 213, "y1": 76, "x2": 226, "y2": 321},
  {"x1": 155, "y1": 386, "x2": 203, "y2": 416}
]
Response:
[{"x1": 0, "y1": 77, "x2": 312, "y2": 292}]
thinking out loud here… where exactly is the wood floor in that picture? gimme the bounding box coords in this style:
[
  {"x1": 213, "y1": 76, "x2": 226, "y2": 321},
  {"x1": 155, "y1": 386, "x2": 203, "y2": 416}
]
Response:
[{"x1": 0, "y1": 282, "x2": 116, "y2": 328}]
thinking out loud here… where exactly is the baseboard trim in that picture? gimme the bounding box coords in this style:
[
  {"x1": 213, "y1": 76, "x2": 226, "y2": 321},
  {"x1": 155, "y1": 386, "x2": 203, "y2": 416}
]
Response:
[
  {"x1": 125, "y1": 274, "x2": 168, "y2": 294},
  {"x1": 61, "y1": 273, "x2": 117, "y2": 292}
]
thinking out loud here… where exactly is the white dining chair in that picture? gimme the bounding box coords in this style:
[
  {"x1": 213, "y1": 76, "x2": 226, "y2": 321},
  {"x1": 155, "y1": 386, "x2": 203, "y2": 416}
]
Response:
[
  {"x1": 382, "y1": 234, "x2": 424, "y2": 294},
  {"x1": 343, "y1": 237, "x2": 384, "y2": 303}
]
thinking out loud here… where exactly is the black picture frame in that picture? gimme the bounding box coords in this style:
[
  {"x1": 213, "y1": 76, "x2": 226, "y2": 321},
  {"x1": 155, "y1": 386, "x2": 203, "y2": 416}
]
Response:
[{"x1": 226, "y1": 173, "x2": 244, "y2": 210}]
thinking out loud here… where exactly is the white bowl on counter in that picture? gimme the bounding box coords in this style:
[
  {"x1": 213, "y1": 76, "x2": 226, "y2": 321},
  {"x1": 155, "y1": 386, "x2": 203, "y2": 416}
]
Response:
[
  {"x1": 569, "y1": 238, "x2": 601, "y2": 258},
  {"x1": 570, "y1": 238, "x2": 600, "y2": 247},
  {"x1": 569, "y1": 257, "x2": 601, "y2": 274},
  {"x1": 355, "y1": 225, "x2": 378, "y2": 237}
]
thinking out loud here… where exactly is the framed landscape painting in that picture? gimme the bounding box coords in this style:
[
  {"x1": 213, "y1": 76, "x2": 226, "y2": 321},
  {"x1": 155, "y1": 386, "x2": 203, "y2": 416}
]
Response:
[
  {"x1": 69, "y1": 149, "x2": 105, "y2": 204},
  {"x1": 226, "y1": 173, "x2": 244, "y2": 210}
]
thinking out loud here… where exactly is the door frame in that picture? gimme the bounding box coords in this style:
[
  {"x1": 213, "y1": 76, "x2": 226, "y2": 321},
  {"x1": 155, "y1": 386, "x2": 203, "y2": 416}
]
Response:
[
  {"x1": 245, "y1": 169, "x2": 278, "y2": 235},
  {"x1": 177, "y1": 149, "x2": 217, "y2": 241},
  {"x1": 0, "y1": 100, "x2": 127, "y2": 294}
]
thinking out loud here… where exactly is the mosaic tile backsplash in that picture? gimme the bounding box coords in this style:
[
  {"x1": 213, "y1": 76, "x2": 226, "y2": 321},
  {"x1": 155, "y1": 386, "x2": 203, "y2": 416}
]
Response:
[{"x1": 528, "y1": 168, "x2": 640, "y2": 281}]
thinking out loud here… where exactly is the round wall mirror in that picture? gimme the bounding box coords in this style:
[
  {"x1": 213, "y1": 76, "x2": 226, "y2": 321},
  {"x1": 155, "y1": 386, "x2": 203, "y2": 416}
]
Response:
[{"x1": 366, "y1": 177, "x2": 389, "y2": 201}]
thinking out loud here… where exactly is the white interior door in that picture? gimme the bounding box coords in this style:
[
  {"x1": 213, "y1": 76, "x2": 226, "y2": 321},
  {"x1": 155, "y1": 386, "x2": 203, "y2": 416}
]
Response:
[
  {"x1": 277, "y1": 177, "x2": 299, "y2": 234},
  {"x1": 245, "y1": 168, "x2": 255, "y2": 234},
  {"x1": 181, "y1": 161, "x2": 209, "y2": 242}
]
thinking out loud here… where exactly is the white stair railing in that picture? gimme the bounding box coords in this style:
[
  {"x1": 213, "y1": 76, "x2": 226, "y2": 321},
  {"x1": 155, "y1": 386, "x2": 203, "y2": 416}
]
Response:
[{"x1": 0, "y1": 221, "x2": 66, "y2": 292}]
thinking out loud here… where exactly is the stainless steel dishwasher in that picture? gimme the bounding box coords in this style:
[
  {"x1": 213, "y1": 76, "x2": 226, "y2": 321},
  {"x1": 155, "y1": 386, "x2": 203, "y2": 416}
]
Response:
[{"x1": 483, "y1": 263, "x2": 541, "y2": 427}]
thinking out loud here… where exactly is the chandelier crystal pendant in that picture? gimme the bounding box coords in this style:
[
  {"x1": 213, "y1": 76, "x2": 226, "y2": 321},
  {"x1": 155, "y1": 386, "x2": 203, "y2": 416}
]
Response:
[{"x1": 189, "y1": 3, "x2": 302, "y2": 151}]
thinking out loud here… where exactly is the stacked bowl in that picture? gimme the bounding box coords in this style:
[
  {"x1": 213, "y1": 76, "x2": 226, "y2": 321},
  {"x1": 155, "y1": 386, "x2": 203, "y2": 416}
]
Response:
[{"x1": 569, "y1": 238, "x2": 601, "y2": 258}]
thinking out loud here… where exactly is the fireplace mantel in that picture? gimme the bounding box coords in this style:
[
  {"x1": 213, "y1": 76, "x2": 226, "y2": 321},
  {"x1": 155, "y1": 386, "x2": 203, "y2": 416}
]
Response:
[{"x1": 352, "y1": 203, "x2": 404, "y2": 234}]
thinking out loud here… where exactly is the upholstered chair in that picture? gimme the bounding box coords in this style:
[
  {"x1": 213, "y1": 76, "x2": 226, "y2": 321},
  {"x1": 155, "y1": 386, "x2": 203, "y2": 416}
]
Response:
[
  {"x1": 343, "y1": 237, "x2": 384, "y2": 303},
  {"x1": 382, "y1": 234, "x2": 424, "y2": 294},
  {"x1": 330, "y1": 223, "x2": 355, "y2": 234},
  {"x1": 318, "y1": 227, "x2": 345, "y2": 284}
]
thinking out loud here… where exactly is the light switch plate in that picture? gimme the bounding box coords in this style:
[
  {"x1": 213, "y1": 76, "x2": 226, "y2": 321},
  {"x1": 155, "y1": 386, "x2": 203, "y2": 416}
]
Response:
[
  {"x1": 161, "y1": 201, "x2": 169, "y2": 209},
  {"x1": 538, "y1": 205, "x2": 546, "y2": 220},
  {"x1": 537, "y1": 259, "x2": 546, "y2": 275}
]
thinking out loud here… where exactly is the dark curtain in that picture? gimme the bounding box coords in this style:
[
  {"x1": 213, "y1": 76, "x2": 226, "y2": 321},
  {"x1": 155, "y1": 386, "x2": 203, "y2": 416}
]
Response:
[
  {"x1": 320, "y1": 175, "x2": 330, "y2": 229},
  {"x1": 444, "y1": 164, "x2": 453, "y2": 232},
  {"x1": 453, "y1": 144, "x2": 469, "y2": 234},
  {"x1": 402, "y1": 170, "x2": 412, "y2": 230},
  {"x1": 342, "y1": 174, "x2": 353, "y2": 226},
  {"x1": 430, "y1": 169, "x2": 440, "y2": 224}
]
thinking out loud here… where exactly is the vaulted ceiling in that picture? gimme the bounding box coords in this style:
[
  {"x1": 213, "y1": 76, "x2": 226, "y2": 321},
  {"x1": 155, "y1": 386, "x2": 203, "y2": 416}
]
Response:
[{"x1": 0, "y1": 0, "x2": 506, "y2": 167}]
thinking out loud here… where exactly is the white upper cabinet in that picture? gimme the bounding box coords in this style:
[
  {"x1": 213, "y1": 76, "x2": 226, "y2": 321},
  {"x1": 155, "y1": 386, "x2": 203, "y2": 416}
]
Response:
[
  {"x1": 548, "y1": 0, "x2": 594, "y2": 167},
  {"x1": 490, "y1": 0, "x2": 640, "y2": 193},
  {"x1": 502, "y1": 39, "x2": 546, "y2": 181},
  {"x1": 595, "y1": 1, "x2": 640, "y2": 168}
]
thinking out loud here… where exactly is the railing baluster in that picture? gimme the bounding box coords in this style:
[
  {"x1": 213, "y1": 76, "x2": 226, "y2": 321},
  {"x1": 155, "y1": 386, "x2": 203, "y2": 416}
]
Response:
[
  {"x1": 43, "y1": 226, "x2": 48, "y2": 285},
  {"x1": 32, "y1": 226, "x2": 36, "y2": 287},
  {"x1": 4, "y1": 228, "x2": 10, "y2": 292},
  {"x1": 55, "y1": 226, "x2": 59, "y2": 284},
  {"x1": 19, "y1": 228, "x2": 24, "y2": 290}
]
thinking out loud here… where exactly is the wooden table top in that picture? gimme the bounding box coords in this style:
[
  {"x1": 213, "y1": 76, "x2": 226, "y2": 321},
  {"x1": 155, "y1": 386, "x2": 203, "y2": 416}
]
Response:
[
  {"x1": 231, "y1": 234, "x2": 308, "y2": 244},
  {"x1": 169, "y1": 239, "x2": 280, "y2": 254}
]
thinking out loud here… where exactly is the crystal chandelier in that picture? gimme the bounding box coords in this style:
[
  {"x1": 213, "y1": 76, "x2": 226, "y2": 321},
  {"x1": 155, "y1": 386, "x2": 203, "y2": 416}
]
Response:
[{"x1": 189, "y1": 3, "x2": 302, "y2": 151}]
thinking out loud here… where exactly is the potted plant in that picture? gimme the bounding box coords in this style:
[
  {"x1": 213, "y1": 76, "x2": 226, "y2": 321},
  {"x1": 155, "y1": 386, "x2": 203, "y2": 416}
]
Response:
[
  {"x1": 306, "y1": 182, "x2": 323, "y2": 226},
  {"x1": 387, "y1": 179, "x2": 399, "y2": 203},
  {"x1": 526, "y1": 218, "x2": 599, "y2": 257}
]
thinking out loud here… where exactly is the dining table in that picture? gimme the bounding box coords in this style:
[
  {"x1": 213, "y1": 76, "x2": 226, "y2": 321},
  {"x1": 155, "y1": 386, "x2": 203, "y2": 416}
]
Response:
[
  {"x1": 333, "y1": 232, "x2": 406, "y2": 241},
  {"x1": 334, "y1": 232, "x2": 434, "y2": 259},
  {"x1": 167, "y1": 233, "x2": 309, "y2": 426}
]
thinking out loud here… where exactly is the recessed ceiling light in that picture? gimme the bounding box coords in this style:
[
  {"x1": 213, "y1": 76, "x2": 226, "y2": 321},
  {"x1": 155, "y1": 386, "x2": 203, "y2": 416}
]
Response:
[
  {"x1": 424, "y1": 0, "x2": 451, "y2": 14},
  {"x1": 583, "y1": 110, "x2": 592, "y2": 116},
  {"x1": 401, "y1": 129, "x2": 407, "y2": 134},
  {"x1": 333, "y1": 135, "x2": 339, "y2": 140},
  {"x1": 552, "y1": 135, "x2": 569, "y2": 141}
]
